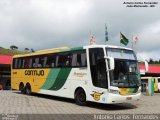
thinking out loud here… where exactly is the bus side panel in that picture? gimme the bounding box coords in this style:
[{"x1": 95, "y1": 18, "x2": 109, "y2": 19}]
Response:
[
  {"x1": 38, "y1": 67, "x2": 111, "y2": 104},
  {"x1": 39, "y1": 68, "x2": 90, "y2": 99},
  {"x1": 11, "y1": 69, "x2": 50, "y2": 92},
  {"x1": 66, "y1": 68, "x2": 90, "y2": 98}
]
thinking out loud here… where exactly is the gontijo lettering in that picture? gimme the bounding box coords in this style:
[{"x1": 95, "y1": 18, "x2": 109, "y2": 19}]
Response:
[{"x1": 25, "y1": 70, "x2": 44, "y2": 76}]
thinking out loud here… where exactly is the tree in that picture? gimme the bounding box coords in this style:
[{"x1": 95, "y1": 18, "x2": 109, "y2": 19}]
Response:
[
  {"x1": 30, "y1": 48, "x2": 35, "y2": 52},
  {"x1": 10, "y1": 45, "x2": 18, "y2": 50},
  {"x1": 25, "y1": 48, "x2": 30, "y2": 53},
  {"x1": 149, "y1": 58, "x2": 153, "y2": 64}
]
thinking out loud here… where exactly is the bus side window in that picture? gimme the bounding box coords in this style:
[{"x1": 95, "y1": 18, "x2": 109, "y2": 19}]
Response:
[
  {"x1": 39, "y1": 56, "x2": 46, "y2": 68},
  {"x1": 81, "y1": 52, "x2": 87, "y2": 67},
  {"x1": 57, "y1": 55, "x2": 62, "y2": 67},
  {"x1": 43, "y1": 56, "x2": 48, "y2": 67},
  {"x1": 28, "y1": 58, "x2": 32, "y2": 68},
  {"x1": 72, "y1": 53, "x2": 78, "y2": 66},
  {"x1": 24, "y1": 58, "x2": 27, "y2": 68},
  {"x1": 33, "y1": 57, "x2": 39, "y2": 68},
  {"x1": 51, "y1": 55, "x2": 56, "y2": 68},
  {"x1": 71, "y1": 51, "x2": 87, "y2": 67},
  {"x1": 66, "y1": 54, "x2": 71, "y2": 66},
  {"x1": 44, "y1": 54, "x2": 56, "y2": 68},
  {"x1": 21, "y1": 59, "x2": 25, "y2": 69},
  {"x1": 57, "y1": 53, "x2": 71, "y2": 67},
  {"x1": 24, "y1": 58, "x2": 31, "y2": 69},
  {"x1": 32, "y1": 58, "x2": 36, "y2": 68},
  {"x1": 13, "y1": 59, "x2": 18, "y2": 69},
  {"x1": 18, "y1": 59, "x2": 22, "y2": 69},
  {"x1": 77, "y1": 54, "x2": 81, "y2": 66}
]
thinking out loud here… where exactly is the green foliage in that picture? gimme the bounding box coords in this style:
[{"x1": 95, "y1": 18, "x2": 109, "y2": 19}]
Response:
[{"x1": 148, "y1": 58, "x2": 160, "y2": 65}]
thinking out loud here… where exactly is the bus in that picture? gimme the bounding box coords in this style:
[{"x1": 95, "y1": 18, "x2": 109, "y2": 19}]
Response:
[
  {"x1": 11, "y1": 45, "x2": 141, "y2": 105},
  {"x1": 154, "y1": 77, "x2": 160, "y2": 92},
  {"x1": 158, "y1": 77, "x2": 160, "y2": 92},
  {"x1": 141, "y1": 77, "x2": 159, "y2": 93}
]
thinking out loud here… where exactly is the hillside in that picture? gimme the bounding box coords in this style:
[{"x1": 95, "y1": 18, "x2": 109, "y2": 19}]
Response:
[{"x1": 0, "y1": 47, "x2": 25, "y2": 55}]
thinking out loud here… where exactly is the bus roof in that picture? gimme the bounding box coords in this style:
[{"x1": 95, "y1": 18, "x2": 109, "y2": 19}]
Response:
[
  {"x1": 13, "y1": 46, "x2": 84, "y2": 58},
  {"x1": 13, "y1": 44, "x2": 133, "y2": 58},
  {"x1": 84, "y1": 44, "x2": 132, "y2": 50}
]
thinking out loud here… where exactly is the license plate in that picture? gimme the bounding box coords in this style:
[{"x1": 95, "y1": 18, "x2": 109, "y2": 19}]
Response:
[{"x1": 126, "y1": 97, "x2": 132, "y2": 100}]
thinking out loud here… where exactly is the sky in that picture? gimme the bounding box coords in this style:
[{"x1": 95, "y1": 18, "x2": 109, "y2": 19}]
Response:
[{"x1": 0, "y1": 0, "x2": 160, "y2": 60}]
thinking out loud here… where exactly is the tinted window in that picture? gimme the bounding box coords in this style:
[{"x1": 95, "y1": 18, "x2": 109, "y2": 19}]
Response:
[
  {"x1": 89, "y1": 48, "x2": 108, "y2": 89},
  {"x1": 18, "y1": 59, "x2": 22, "y2": 69},
  {"x1": 71, "y1": 51, "x2": 87, "y2": 67},
  {"x1": 57, "y1": 53, "x2": 71, "y2": 67},
  {"x1": 12, "y1": 49, "x2": 87, "y2": 69},
  {"x1": 45, "y1": 54, "x2": 56, "y2": 68},
  {"x1": 23, "y1": 58, "x2": 32, "y2": 69},
  {"x1": 32, "y1": 57, "x2": 39, "y2": 68},
  {"x1": 39, "y1": 56, "x2": 47, "y2": 68},
  {"x1": 13, "y1": 59, "x2": 18, "y2": 69}
]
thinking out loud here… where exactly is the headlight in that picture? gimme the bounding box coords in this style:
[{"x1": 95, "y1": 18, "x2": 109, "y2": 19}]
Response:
[{"x1": 109, "y1": 89, "x2": 119, "y2": 94}]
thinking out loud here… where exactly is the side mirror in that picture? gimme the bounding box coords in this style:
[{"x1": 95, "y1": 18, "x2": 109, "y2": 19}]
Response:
[{"x1": 105, "y1": 57, "x2": 115, "y2": 70}]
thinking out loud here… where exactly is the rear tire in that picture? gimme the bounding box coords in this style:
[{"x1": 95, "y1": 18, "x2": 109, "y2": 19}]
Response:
[
  {"x1": 19, "y1": 83, "x2": 25, "y2": 94},
  {"x1": 75, "y1": 89, "x2": 87, "y2": 106},
  {"x1": 25, "y1": 83, "x2": 32, "y2": 95}
]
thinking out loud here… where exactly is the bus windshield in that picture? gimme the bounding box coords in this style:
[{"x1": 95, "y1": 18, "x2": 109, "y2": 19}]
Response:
[
  {"x1": 106, "y1": 48, "x2": 136, "y2": 60},
  {"x1": 106, "y1": 48, "x2": 140, "y2": 88}
]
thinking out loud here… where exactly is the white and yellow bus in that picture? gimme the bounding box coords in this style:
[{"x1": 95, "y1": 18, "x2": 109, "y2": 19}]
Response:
[{"x1": 11, "y1": 45, "x2": 141, "y2": 105}]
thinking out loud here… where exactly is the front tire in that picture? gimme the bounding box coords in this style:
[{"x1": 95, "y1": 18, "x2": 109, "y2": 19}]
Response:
[{"x1": 75, "y1": 89, "x2": 87, "y2": 106}]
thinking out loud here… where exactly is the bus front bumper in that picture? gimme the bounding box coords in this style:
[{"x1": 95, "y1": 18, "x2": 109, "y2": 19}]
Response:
[{"x1": 106, "y1": 92, "x2": 141, "y2": 104}]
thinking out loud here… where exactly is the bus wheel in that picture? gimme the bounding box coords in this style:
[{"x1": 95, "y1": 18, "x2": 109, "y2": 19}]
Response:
[
  {"x1": 75, "y1": 89, "x2": 87, "y2": 106},
  {"x1": 19, "y1": 83, "x2": 25, "y2": 94},
  {"x1": 25, "y1": 83, "x2": 32, "y2": 95}
]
